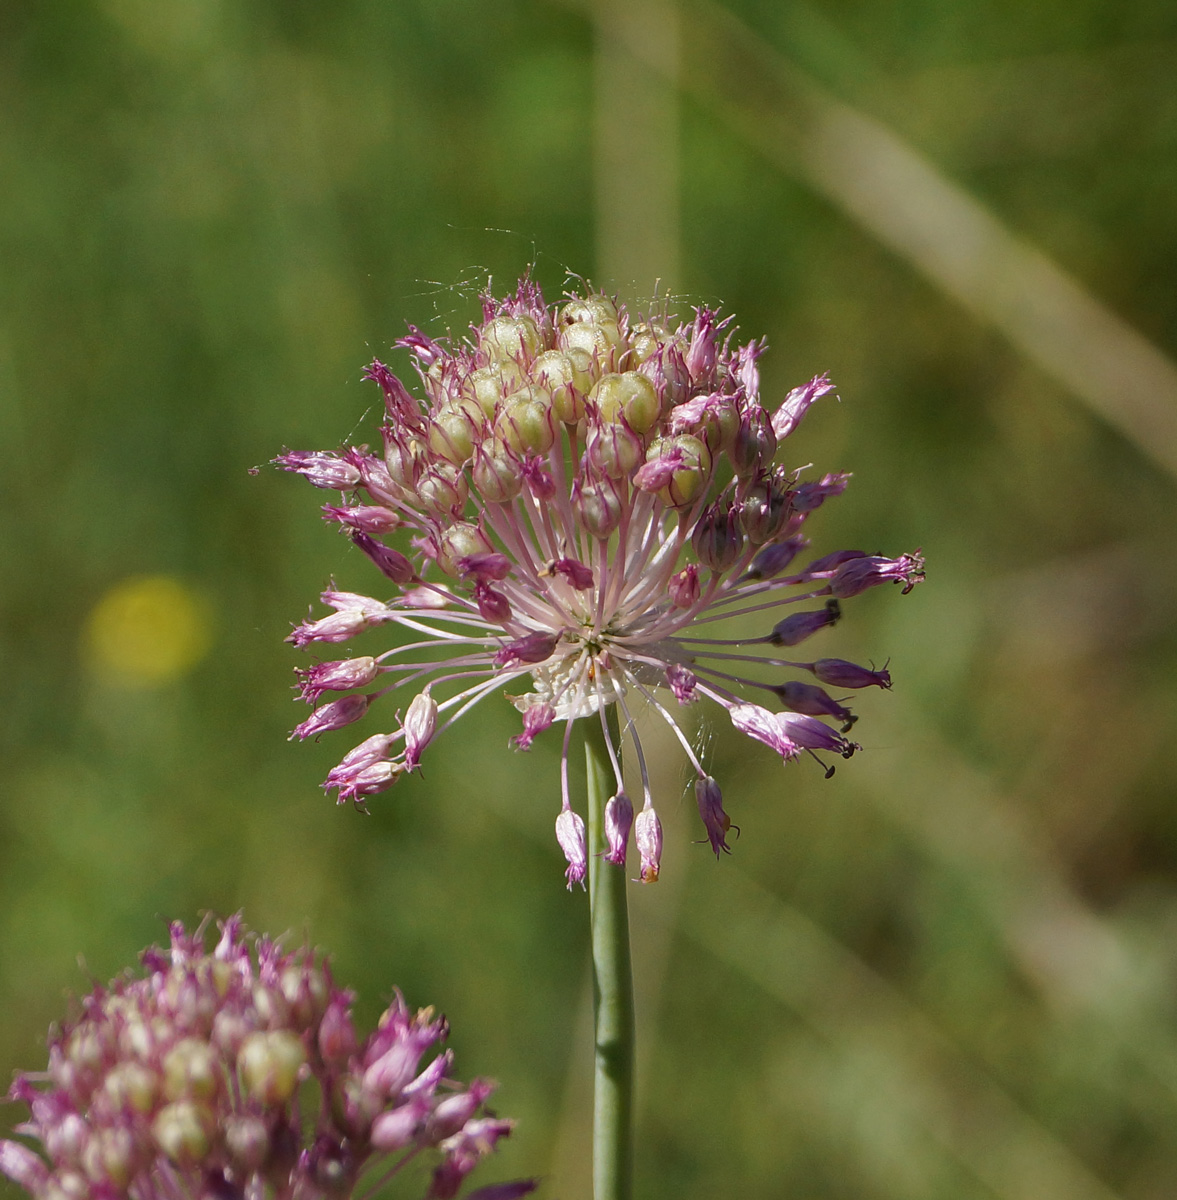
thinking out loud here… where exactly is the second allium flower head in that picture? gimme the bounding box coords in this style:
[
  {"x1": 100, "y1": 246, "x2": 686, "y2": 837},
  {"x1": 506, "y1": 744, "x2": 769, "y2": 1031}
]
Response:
[{"x1": 278, "y1": 277, "x2": 923, "y2": 886}]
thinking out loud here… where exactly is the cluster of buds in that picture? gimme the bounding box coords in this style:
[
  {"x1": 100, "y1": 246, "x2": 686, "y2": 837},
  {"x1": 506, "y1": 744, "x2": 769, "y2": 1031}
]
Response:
[
  {"x1": 0, "y1": 917, "x2": 531, "y2": 1200},
  {"x1": 278, "y1": 277, "x2": 923, "y2": 886}
]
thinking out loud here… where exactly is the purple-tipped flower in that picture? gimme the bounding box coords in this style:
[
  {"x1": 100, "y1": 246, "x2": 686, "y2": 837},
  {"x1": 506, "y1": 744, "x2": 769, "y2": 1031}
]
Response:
[
  {"x1": 695, "y1": 776, "x2": 735, "y2": 858},
  {"x1": 768, "y1": 600, "x2": 840, "y2": 646},
  {"x1": 0, "y1": 917, "x2": 527, "y2": 1200},
  {"x1": 277, "y1": 278, "x2": 922, "y2": 880}
]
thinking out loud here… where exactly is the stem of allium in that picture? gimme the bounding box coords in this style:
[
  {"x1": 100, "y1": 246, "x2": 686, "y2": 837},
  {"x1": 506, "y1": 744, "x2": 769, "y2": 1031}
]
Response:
[{"x1": 586, "y1": 715, "x2": 635, "y2": 1200}]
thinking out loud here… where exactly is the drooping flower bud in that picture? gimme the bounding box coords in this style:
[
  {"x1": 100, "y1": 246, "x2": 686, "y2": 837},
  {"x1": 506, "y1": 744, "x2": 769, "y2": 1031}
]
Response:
[
  {"x1": 603, "y1": 791, "x2": 634, "y2": 866},
  {"x1": 634, "y1": 807, "x2": 663, "y2": 883},
  {"x1": 297, "y1": 657, "x2": 380, "y2": 702},
  {"x1": 403, "y1": 687, "x2": 438, "y2": 770},
  {"x1": 290, "y1": 693, "x2": 370, "y2": 741},
  {"x1": 352, "y1": 532, "x2": 415, "y2": 584},
  {"x1": 728, "y1": 703, "x2": 800, "y2": 761},
  {"x1": 555, "y1": 809, "x2": 588, "y2": 889},
  {"x1": 695, "y1": 776, "x2": 734, "y2": 858},
  {"x1": 511, "y1": 702, "x2": 556, "y2": 750}
]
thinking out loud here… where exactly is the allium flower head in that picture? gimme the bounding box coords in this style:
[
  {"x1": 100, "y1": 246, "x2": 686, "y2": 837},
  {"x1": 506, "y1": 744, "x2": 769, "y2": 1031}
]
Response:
[
  {"x1": 0, "y1": 916, "x2": 529, "y2": 1200},
  {"x1": 278, "y1": 278, "x2": 923, "y2": 883}
]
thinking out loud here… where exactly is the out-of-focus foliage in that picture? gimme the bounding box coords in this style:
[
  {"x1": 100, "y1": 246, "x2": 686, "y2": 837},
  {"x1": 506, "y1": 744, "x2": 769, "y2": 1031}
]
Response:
[{"x1": 2, "y1": 1, "x2": 1177, "y2": 1198}]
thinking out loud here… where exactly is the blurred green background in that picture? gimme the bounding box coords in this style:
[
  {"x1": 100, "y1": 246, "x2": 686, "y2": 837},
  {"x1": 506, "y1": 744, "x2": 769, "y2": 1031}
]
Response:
[{"x1": 3, "y1": 0, "x2": 1177, "y2": 1196}]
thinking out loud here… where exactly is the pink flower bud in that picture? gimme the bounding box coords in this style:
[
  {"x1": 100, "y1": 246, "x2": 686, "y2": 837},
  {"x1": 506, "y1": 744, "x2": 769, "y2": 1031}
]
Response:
[
  {"x1": 668, "y1": 565, "x2": 700, "y2": 609},
  {"x1": 634, "y1": 807, "x2": 663, "y2": 883},
  {"x1": 666, "y1": 663, "x2": 697, "y2": 704},
  {"x1": 695, "y1": 775, "x2": 734, "y2": 858},
  {"x1": 555, "y1": 809, "x2": 587, "y2": 890},
  {"x1": 403, "y1": 688, "x2": 438, "y2": 770},
  {"x1": 771, "y1": 372, "x2": 834, "y2": 440},
  {"x1": 728, "y1": 703, "x2": 800, "y2": 761},
  {"x1": 494, "y1": 632, "x2": 558, "y2": 668},
  {"x1": 291, "y1": 693, "x2": 370, "y2": 741},
  {"x1": 511, "y1": 703, "x2": 555, "y2": 751},
  {"x1": 603, "y1": 792, "x2": 633, "y2": 866},
  {"x1": 274, "y1": 450, "x2": 362, "y2": 490},
  {"x1": 550, "y1": 557, "x2": 593, "y2": 590}
]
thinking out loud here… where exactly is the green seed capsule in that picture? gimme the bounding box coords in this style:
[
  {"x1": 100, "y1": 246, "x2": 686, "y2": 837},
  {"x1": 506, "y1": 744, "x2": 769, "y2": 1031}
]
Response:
[
  {"x1": 463, "y1": 362, "x2": 524, "y2": 416},
  {"x1": 437, "y1": 522, "x2": 492, "y2": 576},
  {"x1": 559, "y1": 294, "x2": 618, "y2": 327},
  {"x1": 152, "y1": 1101, "x2": 214, "y2": 1166},
  {"x1": 480, "y1": 314, "x2": 541, "y2": 364},
  {"x1": 651, "y1": 434, "x2": 712, "y2": 508},
  {"x1": 472, "y1": 440, "x2": 523, "y2": 503},
  {"x1": 557, "y1": 319, "x2": 622, "y2": 370},
  {"x1": 495, "y1": 385, "x2": 555, "y2": 456},
  {"x1": 628, "y1": 321, "x2": 669, "y2": 365},
  {"x1": 590, "y1": 372, "x2": 661, "y2": 435},
  {"x1": 532, "y1": 349, "x2": 592, "y2": 423},
  {"x1": 427, "y1": 400, "x2": 483, "y2": 465},
  {"x1": 162, "y1": 1038, "x2": 221, "y2": 1102},
  {"x1": 237, "y1": 1030, "x2": 306, "y2": 1107}
]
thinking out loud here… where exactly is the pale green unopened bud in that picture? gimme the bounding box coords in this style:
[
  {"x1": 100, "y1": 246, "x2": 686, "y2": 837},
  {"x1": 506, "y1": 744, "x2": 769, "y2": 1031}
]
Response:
[
  {"x1": 225, "y1": 1114, "x2": 270, "y2": 1172},
  {"x1": 118, "y1": 1013, "x2": 154, "y2": 1063},
  {"x1": 591, "y1": 371, "x2": 661, "y2": 435},
  {"x1": 629, "y1": 321, "x2": 668, "y2": 364},
  {"x1": 559, "y1": 294, "x2": 618, "y2": 326},
  {"x1": 557, "y1": 319, "x2": 622, "y2": 369},
  {"x1": 480, "y1": 314, "x2": 540, "y2": 364},
  {"x1": 532, "y1": 349, "x2": 592, "y2": 423},
  {"x1": 251, "y1": 981, "x2": 288, "y2": 1027},
  {"x1": 211, "y1": 1009, "x2": 252, "y2": 1057},
  {"x1": 587, "y1": 422, "x2": 643, "y2": 477},
  {"x1": 694, "y1": 396, "x2": 740, "y2": 455},
  {"x1": 162, "y1": 1038, "x2": 221, "y2": 1103},
  {"x1": 209, "y1": 958, "x2": 234, "y2": 998},
  {"x1": 472, "y1": 441, "x2": 523, "y2": 503},
  {"x1": 384, "y1": 437, "x2": 424, "y2": 489},
  {"x1": 427, "y1": 401, "x2": 483, "y2": 465},
  {"x1": 64, "y1": 1026, "x2": 107, "y2": 1081},
  {"x1": 739, "y1": 479, "x2": 791, "y2": 543},
  {"x1": 102, "y1": 1062, "x2": 159, "y2": 1115},
  {"x1": 81, "y1": 1128, "x2": 134, "y2": 1189},
  {"x1": 152, "y1": 1100, "x2": 213, "y2": 1166},
  {"x1": 237, "y1": 1030, "x2": 306, "y2": 1106},
  {"x1": 45, "y1": 1170, "x2": 89, "y2": 1200},
  {"x1": 280, "y1": 963, "x2": 329, "y2": 1026},
  {"x1": 437, "y1": 522, "x2": 492, "y2": 576},
  {"x1": 652, "y1": 435, "x2": 712, "y2": 508},
  {"x1": 575, "y1": 478, "x2": 624, "y2": 538},
  {"x1": 463, "y1": 362, "x2": 523, "y2": 416},
  {"x1": 495, "y1": 385, "x2": 555, "y2": 456},
  {"x1": 417, "y1": 463, "x2": 468, "y2": 515}
]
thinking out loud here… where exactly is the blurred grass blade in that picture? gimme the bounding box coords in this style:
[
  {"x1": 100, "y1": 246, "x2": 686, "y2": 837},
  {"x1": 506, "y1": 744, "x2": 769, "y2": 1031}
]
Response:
[
  {"x1": 685, "y1": 867, "x2": 1125, "y2": 1200},
  {"x1": 579, "y1": 0, "x2": 1177, "y2": 481}
]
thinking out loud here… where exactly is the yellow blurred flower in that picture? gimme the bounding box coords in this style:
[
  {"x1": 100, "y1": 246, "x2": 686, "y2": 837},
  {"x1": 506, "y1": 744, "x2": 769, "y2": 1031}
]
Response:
[{"x1": 85, "y1": 575, "x2": 213, "y2": 687}]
